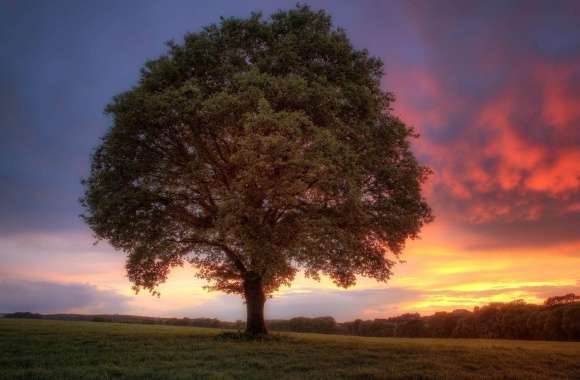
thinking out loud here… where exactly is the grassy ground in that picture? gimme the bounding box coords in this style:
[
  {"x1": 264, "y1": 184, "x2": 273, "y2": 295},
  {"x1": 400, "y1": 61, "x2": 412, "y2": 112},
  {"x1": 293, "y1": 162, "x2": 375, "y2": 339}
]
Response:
[{"x1": 1, "y1": 319, "x2": 579, "y2": 379}]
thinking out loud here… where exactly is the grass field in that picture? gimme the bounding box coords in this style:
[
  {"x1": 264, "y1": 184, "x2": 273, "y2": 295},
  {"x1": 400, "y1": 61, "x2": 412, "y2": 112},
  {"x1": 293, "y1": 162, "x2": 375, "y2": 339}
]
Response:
[{"x1": 1, "y1": 319, "x2": 579, "y2": 379}]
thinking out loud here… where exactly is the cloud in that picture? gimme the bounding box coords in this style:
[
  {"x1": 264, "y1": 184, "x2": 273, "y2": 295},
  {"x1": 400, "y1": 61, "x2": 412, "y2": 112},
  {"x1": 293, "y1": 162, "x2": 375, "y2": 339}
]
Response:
[
  {"x1": 0, "y1": 231, "x2": 126, "y2": 286},
  {"x1": 377, "y1": 2, "x2": 580, "y2": 255},
  {"x1": 268, "y1": 287, "x2": 420, "y2": 321},
  {"x1": 396, "y1": 63, "x2": 580, "y2": 222},
  {"x1": 404, "y1": 282, "x2": 580, "y2": 314},
  {"x1": 0, "y1": 279, "x2": 130, "y2": 314}
]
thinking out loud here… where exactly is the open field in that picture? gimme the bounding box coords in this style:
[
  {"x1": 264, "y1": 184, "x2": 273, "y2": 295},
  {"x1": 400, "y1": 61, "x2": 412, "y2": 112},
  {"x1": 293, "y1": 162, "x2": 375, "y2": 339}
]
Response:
[{"x1": 1, "y1": 319, "x2": 579, "y2": 379}]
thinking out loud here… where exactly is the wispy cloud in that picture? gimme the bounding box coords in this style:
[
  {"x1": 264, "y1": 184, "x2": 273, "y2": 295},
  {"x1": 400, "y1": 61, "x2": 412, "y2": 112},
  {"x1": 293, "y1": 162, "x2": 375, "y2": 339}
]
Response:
[{"x1": 0, "y1": 279, "x2": 130, "y2": 314}]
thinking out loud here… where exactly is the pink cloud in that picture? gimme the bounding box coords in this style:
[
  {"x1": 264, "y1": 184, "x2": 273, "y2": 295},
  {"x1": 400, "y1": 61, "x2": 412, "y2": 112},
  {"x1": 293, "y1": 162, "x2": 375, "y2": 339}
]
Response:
[{"x1": 389, "y1": 58, "x2": 580, "y2": 225}]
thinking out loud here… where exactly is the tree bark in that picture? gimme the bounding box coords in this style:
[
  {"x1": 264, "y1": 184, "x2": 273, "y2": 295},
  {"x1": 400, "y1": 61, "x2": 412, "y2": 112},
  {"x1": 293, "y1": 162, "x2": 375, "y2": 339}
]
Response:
[{"x1": 243, "y1": 273, "x2": 268, "y2": 336}]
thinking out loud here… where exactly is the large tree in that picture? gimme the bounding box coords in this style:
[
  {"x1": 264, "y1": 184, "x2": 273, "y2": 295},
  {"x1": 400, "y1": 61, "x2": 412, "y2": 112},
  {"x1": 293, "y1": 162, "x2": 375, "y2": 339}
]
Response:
[{"x1": 82, "y1": 6, "x2": 433, "y2": 336}]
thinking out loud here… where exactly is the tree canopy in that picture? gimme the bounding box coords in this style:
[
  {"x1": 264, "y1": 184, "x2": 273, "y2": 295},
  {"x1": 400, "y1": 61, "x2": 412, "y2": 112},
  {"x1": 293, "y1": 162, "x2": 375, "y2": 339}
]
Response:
[{"x1": 81, "y1": 5, "x2": 433, "y2": 335}]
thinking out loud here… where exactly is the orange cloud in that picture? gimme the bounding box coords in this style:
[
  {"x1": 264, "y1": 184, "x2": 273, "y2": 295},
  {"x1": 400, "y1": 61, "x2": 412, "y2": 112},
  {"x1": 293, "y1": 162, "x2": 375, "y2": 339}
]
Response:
[
  {"x1": 389, "y1": 59, "x2": 580, "y2": 226},
  {"x1": 526, "y1": 150, "x2": 580, "y2": 195}
]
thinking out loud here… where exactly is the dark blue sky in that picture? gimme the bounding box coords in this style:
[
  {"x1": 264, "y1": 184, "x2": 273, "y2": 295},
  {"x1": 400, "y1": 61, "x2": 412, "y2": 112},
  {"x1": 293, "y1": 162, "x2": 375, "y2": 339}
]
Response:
[
  {"x1": 1, "y1": 0, "x2": 579, "y2": 318},
  {"x1": 0, "y1": 0, "x2": 423, "y2": 233},
  {"x1": 1, "y1": 1, "x2": 273, "y2": 232}
]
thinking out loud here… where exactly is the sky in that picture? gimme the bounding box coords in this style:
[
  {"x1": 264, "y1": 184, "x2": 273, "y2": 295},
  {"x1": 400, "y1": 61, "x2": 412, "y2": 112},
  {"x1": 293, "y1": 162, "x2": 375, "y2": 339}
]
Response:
[{"x1": 1, "y1": 0, "x2": 579, "y2": 321}]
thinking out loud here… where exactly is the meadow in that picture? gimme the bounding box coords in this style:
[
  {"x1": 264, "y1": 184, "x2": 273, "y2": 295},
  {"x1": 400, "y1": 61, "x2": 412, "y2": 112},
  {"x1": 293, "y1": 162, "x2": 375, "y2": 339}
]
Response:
[{"x1": 1, "y1": 318, "x2": 579, "y2": 380}]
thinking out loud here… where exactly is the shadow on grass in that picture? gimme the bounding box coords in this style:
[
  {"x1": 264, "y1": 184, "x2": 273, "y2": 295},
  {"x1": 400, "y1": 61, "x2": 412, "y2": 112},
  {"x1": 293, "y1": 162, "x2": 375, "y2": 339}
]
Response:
[{"x1": 214, "y1": 331, "x2": 289, "y2": 343}]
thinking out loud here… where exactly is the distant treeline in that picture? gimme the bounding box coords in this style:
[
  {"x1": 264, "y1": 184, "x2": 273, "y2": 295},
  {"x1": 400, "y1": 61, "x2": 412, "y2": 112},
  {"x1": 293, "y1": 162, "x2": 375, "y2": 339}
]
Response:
[
  {"x1": 3, "y1": 293, "x2": 579, "y2": 341},
  {"x1": 1, "y1": 313, "x2": 241, "y2": 329}
]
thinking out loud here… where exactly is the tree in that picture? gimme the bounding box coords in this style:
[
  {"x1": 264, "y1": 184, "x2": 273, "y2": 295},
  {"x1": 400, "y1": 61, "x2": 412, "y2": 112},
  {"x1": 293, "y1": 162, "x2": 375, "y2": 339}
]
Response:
[
  {"x1": 426, "y1": 311, "x2": 459, "y2": 338},
  {"x1": 561, "y1": 304, "x2": 580, "y2": 340},
  {"x1": 544, "y1": 293, "x2": 580, "y2": 307},
  {"x1": 81, "y1": 5, "x2": 432, "y2": 336}
]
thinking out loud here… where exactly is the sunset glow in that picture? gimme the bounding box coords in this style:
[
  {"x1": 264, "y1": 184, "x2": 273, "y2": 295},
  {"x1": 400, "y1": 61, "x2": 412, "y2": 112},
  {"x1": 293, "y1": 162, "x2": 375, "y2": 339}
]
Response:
[{"x1": 1, "y1": 1, "x2": 579, "y2": 321}]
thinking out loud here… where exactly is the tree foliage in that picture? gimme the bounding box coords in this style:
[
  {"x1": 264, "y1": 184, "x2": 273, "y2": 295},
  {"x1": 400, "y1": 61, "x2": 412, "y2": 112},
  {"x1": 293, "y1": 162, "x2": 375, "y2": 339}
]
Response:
[
  {"x1": 544, "y1": 293, "x2": 580, "y2": 307},
  {"x1": 81, "y1": 6, "x2": 432, "y2": 312}
]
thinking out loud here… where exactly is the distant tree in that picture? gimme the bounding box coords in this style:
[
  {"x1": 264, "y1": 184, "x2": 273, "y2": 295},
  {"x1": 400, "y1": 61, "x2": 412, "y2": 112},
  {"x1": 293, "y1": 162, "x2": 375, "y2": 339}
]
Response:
[
  {"x1": 81, "y1": 5, "x2": 432, "y2": 336},
  {"x1": 426, "y1": 311, "x2": 459, "y2": 338},
  {"x1": 4, "y1": 312, "x2": 42, "y2": 319},
  {"x1": 369, "y1": 319, "x2": 396, "y2": 337},
  {"x1": 268, "y1": 316, "x2": 337, "y2": 333},
  {"x1": 543, "y1": 307, "x2": 566, "y2": 340},
  {"x1": 544, "y1": 293, "x2": 580, "y2": 307},
  {"x1": 452, "y1": 315, "x2": 478, "y2": 338},
  {"x1": 498, "y1": 302, "x2": 535, "y2": 339},
  {"x1": 473, "y1": 304, "x2": 502, "y2": 338},
  {"x1": 345, "y1": 319, "x2": 365, "y2": 336},
  {"x1": 92, "y1": 316, "x2": 113, "y2": 323},
  {"x1": 561, "y1": 304, "x2": 580, "y2": 340},
  {"x1": 391, "y1": 313, "x2": 425, "y2": 337}
]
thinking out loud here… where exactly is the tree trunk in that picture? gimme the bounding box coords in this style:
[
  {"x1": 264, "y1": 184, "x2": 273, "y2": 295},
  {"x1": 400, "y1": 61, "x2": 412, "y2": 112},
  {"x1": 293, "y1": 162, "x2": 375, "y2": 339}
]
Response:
[{"x1": 243, "y1": 273, "x2": 267, "y2": 336}]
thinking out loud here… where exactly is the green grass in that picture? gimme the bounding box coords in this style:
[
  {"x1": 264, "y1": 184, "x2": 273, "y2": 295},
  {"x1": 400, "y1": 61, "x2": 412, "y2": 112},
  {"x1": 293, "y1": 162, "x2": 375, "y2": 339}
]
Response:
[{"x1": 1, "y1": 319, "x2": 579, "y2": 379}]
